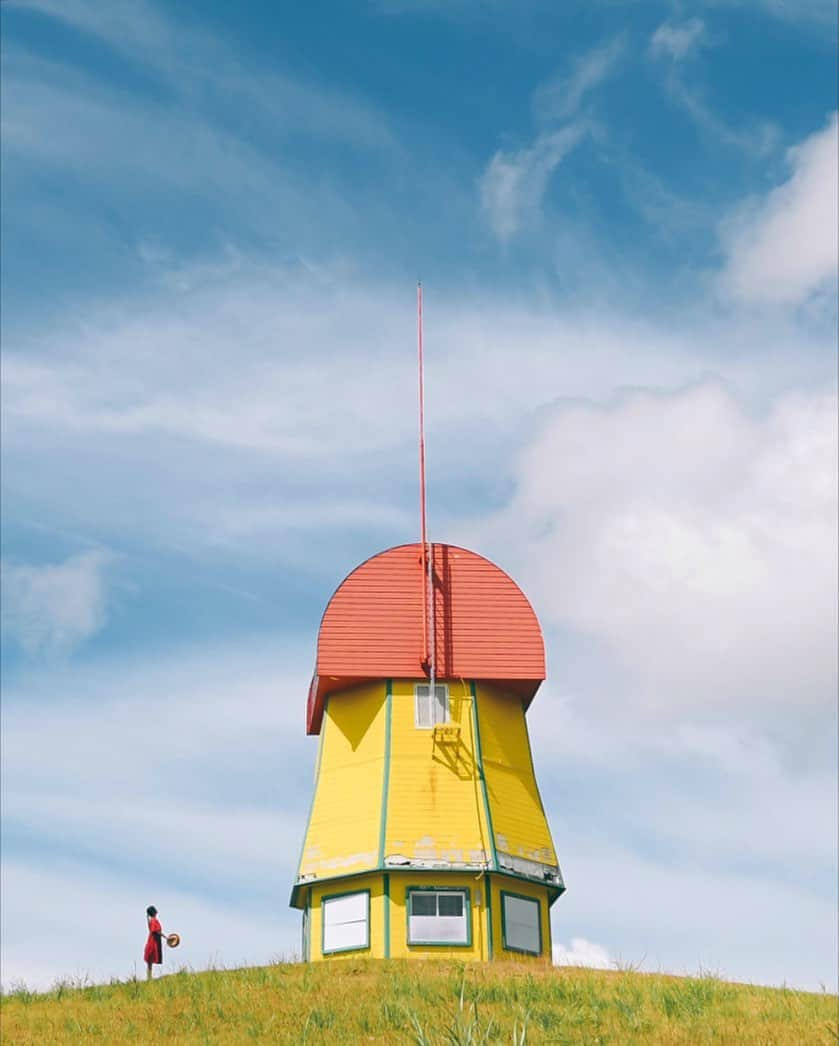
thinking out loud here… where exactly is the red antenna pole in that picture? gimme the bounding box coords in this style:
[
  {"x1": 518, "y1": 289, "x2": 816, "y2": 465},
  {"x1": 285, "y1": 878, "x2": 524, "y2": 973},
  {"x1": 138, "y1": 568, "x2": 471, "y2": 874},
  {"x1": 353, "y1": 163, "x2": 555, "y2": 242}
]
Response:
[{"x1": 418, "y1": 282, "x2": 429, "y2": 672}]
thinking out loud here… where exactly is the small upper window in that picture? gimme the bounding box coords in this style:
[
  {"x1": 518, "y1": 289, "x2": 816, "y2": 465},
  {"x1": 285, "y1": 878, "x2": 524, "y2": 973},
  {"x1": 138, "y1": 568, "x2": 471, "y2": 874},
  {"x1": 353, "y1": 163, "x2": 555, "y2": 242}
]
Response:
[{"x1": 415, "y1": 684, "x2": 449, "y2": 729}]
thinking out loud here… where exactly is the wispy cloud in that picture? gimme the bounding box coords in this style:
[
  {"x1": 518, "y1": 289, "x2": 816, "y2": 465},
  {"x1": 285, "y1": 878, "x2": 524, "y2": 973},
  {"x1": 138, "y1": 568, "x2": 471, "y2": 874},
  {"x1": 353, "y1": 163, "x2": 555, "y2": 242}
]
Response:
[
  {"x1": 1, "y1": 640, "x2": 312, "y2": 987},
  {"x1": 478, "y1": 38, "x2": 624, "y2": 241},
  {"x1": 719, "y1": 112, "x2": 839, "y2": 306},
  {"x1": 479, "y1": 123, "x2": 588, "y2": 240},
  {"x1": 649, "y1": 18, "x2": 706, "y2": 61},
  {"x1": 658, "y1": 65, "x2": 780, "y2": 155},
  {"x1": 645, "y1": 18, "x2": 778, "y2": 156},
  {"x1": 3, "y1": 256, "x2": 834, "y2": 573},
  {"x1": 725, "y1": 0, "x2": 838, "y2": 25},
  {"x1": 1, "y1": 551, "x2": 113, "y2": 653},
  {"x1": 7, "y1": 0, "x2": 395, "y2": 151},
  {"x1": 531, "y1": 38, "x2": 624, "y2": 124}
]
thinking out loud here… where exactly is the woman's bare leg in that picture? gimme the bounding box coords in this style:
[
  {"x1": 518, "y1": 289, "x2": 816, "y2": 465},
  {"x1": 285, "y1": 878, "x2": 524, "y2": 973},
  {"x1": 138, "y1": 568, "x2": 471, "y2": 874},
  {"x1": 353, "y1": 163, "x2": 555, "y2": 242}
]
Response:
[{"x1": 146, "y1": 962, "x2": 153, "y2": 981}]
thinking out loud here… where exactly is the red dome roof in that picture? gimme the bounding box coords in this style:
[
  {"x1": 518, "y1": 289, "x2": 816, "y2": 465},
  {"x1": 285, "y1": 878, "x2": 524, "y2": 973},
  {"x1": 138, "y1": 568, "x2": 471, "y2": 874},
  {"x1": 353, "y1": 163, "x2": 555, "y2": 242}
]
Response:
[{"x1": 306, "y1": 543, "x2": 545, "y2": 733}]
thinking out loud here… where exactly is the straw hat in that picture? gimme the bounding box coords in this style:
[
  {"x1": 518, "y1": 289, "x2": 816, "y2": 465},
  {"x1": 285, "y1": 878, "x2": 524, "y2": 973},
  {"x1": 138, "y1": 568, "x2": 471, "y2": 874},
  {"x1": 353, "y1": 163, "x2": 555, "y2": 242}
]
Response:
[{"x1": 166, "y1": 933, "x2": 181, "y2": 948}]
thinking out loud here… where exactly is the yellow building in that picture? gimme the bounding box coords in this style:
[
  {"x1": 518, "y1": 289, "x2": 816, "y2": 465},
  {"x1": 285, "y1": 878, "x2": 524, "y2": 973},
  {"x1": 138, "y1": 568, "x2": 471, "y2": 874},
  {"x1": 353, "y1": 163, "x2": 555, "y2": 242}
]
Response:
[{"x1": 290, "y1": 543, "x2": 563, "y2": 961}]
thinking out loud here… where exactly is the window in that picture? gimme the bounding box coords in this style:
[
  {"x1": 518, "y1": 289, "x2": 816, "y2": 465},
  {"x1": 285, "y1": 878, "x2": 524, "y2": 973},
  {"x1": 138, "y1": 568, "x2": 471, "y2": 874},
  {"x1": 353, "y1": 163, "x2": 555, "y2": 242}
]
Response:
[
  {"x1": 501, "y1": 892, "x2": 542, "y2": 956},
  {"x1": 407, "y1": 889, "x2": 470, "y2": 945},
  {"x1": 415, "y1": 684, "x2": 449, "y2": 728},
  {"x1": 322, "y1": 890, "x2": 369, "y2": 954}
]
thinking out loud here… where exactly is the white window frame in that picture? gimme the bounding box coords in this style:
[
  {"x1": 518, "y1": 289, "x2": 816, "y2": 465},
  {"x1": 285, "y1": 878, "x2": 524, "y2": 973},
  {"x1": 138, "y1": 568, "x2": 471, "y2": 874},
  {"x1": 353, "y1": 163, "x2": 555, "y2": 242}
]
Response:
[
  {"x1": 414, "y1": 683, "x2": 449, "y2": 729},
  {"x1": 407, "y1": 888, "x2": 470, "y2": 946},
  {"x1": 501, "y1": 891, "x2": 542, "y2": 956},
  {"x1": 321, "y1": 890, "x2": 370, "y2": 955}
]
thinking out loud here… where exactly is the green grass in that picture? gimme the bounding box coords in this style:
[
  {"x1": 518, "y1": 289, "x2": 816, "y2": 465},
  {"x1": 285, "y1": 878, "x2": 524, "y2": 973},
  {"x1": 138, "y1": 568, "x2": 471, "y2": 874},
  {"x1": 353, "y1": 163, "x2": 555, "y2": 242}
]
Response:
[{"x1": 2, "y1": 960, "x2": 836, "y2": 1044}]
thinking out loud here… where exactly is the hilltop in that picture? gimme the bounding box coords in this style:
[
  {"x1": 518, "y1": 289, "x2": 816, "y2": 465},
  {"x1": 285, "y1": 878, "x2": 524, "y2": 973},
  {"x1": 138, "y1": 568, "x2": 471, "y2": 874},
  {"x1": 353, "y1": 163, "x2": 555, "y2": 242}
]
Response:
[{"x1": 2, "y1": 959, "x2": 835, "y2": 1044}]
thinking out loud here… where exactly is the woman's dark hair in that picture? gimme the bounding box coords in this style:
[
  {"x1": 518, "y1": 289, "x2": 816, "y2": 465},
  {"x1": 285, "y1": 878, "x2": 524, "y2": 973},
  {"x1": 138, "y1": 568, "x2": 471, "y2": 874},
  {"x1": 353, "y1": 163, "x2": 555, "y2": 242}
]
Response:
[{"x1": 146, "y1": 906, "x2": 158, "y2": 917}]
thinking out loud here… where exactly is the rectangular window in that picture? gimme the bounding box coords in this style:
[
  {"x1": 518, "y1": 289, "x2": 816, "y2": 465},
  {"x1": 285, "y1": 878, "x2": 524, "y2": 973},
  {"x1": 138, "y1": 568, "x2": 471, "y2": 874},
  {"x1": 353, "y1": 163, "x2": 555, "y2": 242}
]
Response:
[
  {"x1": 415, "y1": 684, "x2": 449, "y2": 728},
  {"x1": 502, "y1": 892, "x2": 542, "y2": 956},
  {"x1": 407, "y1": 889, "x2": 469, "y2": 945},
  {"x1": 322, "y1": 890, "x2": 369, "y2": 954}
]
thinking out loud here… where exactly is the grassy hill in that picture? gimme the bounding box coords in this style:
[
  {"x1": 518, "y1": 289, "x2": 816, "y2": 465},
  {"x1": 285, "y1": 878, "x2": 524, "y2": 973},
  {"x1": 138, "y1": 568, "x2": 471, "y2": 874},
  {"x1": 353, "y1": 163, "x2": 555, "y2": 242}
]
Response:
[{"x1": 2, "y1": 959, "x2": 836, "y2": 1044}]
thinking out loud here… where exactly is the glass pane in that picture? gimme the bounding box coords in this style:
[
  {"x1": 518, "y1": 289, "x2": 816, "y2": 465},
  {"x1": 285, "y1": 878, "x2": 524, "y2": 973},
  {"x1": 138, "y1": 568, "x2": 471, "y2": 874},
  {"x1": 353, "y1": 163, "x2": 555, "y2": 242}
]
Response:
[
  {"x1": 411, "y1": 893, "x2": 436, "y2": 917},
  {"x1": 503, "y1": 895, "x2": 540, "y2": 954},
  {"x1": 409, "y1": 915, "x2": 467, "y2": 944},
  {"x1": 323, "y1": 892, "x2": 368, "y2": 952},
  {"x1": 415, "y1": 685, "x2": 432, "y2": 728},
  {"x1": 434, "y1": 685, "x2": 448, "y2": 725},
  {"x1": 324, "y1": 892, "x2": 367, "y2": 927},
  {"x1": 438, "y1": 894, "x2": 463, "y2": 917},
  {"x1": 325, "y1": 919, "x2": 367, "y2": 951}
]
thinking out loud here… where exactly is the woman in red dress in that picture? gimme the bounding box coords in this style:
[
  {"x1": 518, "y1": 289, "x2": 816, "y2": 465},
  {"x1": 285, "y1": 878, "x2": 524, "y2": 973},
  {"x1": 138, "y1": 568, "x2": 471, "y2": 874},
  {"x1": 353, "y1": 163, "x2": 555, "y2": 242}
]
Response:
[{"x1": 144, "y1": 905, "x2": 165, "y2": 980}]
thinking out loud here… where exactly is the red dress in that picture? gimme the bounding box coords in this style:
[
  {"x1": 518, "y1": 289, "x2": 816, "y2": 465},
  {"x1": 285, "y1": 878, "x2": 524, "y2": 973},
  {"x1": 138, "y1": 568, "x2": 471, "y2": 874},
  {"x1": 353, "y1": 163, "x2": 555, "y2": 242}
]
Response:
[{"x1": 144, "y1": 916, "x2": 163, "y2": 964}]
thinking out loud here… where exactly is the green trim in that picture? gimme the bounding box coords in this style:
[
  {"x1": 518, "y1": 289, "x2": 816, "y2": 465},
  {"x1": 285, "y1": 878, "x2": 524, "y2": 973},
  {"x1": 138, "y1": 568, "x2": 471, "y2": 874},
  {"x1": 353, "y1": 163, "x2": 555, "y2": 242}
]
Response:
[
  {"x1": 492, "y1": 867, "x2": 564, "y2": 906},
  {"x1": 520, "y1": 692, "x2": 565, "y2": 894},
  {"x1": 470, "y1": 681, "x2": 498, "y2": 871},
  {"x1": 500, "y1": 889, "x2": 543, "y2": 957},
  {"x1": 290, "y1": 697, "x2": 329, "y2": 909},
  {"x1": 485, "y1": 873, "x2": 493, "y2": 960},
  {"x1": 406, "y1": 886, "x2": 472, "y2": 948},
  {"x1": 321, "y1": 888, "x2": 371, "y2": 956},
  {"x1": 294, "y1": 864, "x2": 561, "y2": 912},
  {"x1": 383, "y1": 873, "x2": 391, "y2": 959},
  {"x1": 303, "y1": 887, "x2": 313, "y2": 961},
  {"x1": 378, "y1": 680, "x2": 393, "y2": 865}
]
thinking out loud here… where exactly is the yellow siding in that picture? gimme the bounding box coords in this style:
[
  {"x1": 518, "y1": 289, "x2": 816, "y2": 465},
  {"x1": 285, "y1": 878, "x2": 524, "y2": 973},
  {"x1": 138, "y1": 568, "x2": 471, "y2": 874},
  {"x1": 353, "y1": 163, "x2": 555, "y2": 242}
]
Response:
[
  {"x1": 306, "y1": 871, "x2": 550, "y2": 962},
  {"x1": 308, "y1": 874, "x2": 387, "y2": 961},
  {"x1": 476, "y1": 684, "x2": 557, "y2": 866},
  {"x1": 488, "y1": 874, "x2": 553, "y2": 962},
  {"x1": 295, "y1": 677, "x2": 560, "y2": 964},
  {"x1": 299, "y1": 683, "x2": 386, "y2": 880},
  {"x1": 385, "y1": 680, "x2": 491, "y2": 867},
  {"x1": 388, "y1": 871, "x2": 490, "y2": 961}
]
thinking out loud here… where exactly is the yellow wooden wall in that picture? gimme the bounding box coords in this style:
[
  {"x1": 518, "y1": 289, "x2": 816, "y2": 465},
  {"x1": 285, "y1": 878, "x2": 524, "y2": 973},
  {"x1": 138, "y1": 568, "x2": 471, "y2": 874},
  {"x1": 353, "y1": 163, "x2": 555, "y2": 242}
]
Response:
[
  {"x1": 386, "y1": 870, "x2": 490, "y2": 960},
  {"x1": 295, "y1": 677, "x2": 559, "y2": 963},
  {"x1": 475, "y1": 683, "x2": 557, "y2": 867},
  {"x1": 298, "y1": 682, "x2": 387, "y2": 880},
  {"x1": 385, "y1": 680, "x2": 492, "y2": 866},
  {"x1": 488, "y1": 873, "x2": 553, "y2": 963},
  {"x1": 305, "y1": 871, "x2": 553, "y2": 962},
  {"x1": 307, "y1": 873, "x2": 388, "y2": 961}
]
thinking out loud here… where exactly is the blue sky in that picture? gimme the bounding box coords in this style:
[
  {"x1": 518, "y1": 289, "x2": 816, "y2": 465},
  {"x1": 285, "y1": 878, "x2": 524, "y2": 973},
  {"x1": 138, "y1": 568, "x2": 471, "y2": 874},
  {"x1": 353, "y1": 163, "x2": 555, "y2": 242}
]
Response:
[{"x1": 1, "y1": 0, "x2": 837, "y2": 991}]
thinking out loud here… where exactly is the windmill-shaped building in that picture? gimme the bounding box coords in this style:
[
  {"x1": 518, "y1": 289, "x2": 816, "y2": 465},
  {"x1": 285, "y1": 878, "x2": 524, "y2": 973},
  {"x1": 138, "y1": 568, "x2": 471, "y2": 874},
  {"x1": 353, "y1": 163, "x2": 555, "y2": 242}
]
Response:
[
  {"x1": 290, "y1": 543, "x2": 564, "y2": 961},
  {"x1": 290, "y1": 291, "x2": 563, "y2": 961}
]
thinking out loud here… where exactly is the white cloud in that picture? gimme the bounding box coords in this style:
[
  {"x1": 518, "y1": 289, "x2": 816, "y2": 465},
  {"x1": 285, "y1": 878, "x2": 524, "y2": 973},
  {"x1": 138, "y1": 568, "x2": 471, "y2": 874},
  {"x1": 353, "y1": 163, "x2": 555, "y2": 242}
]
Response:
[
  {"x1": 2, "y1": 261, "x2": 834, "y2": 570},
  {"x1": 1, "y1": 858, "x2": 297, "y2": 991},
  {"x1": 553, "y1": 937, "x2": 614, "y2": 969},
  {"x1": 649, "y1": 18, "x2": 706, "y2": 61},
  {"x1": 479, "y1": 124, "x2": 588, "y2": 240},
  {"x1": 471, "y1": 383, "x2": 838, "y2": 720},
  {"x1": 549, "y1": 833, "x2": 837, "y2": 991},
  {"x1": 1, "y1": 641, "x2": 314, "y2": 988},
  {"x1": 0, "y1": 550, "x2": 113, "y2": 653},
  {"x1": 720, "y1": 113, "x2": 839, "y2": 306}
]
